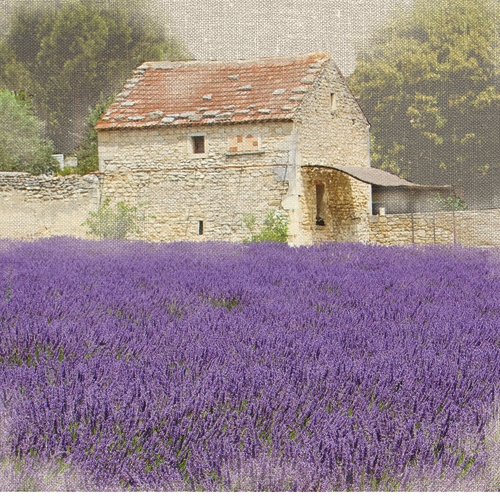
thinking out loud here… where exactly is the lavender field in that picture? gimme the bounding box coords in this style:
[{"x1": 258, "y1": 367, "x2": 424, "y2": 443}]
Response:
[{"x1": 1, "y1": 237, "x2": 500, "y2": 491}]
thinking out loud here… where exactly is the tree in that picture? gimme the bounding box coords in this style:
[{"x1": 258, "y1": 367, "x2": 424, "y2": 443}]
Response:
[
  {"x1": 348, "y1": 0, "x2": 500, "y2": 198},
  {"x1": 0, "y1": 89, "x2": 58, "y2": 174},
  {"x1": 0, "y1": 0, "x2": 190, "y2": 153},
  {"x1": 72, "y1": 95, "x2": 115, "y2": 175}
]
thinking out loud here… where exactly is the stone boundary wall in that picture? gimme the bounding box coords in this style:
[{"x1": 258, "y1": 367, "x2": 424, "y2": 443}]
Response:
[
  {"x1": 454, "y1": 209, "x2": 500, "y2": 246},
  {"x1": 0, "y1": 172, "x2": 100, "y2": 239},
  {"x1": 369, "y1": 208, "x2": 500, "y2": 246},
  {"x1": 2, "y1": 170, "x2": 500, "y2": 247}
]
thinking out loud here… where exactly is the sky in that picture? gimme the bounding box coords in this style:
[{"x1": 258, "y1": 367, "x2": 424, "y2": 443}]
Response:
[
  {"x1": 0, "y1": 0, "x2": 408, "y2": 75},
  {"x1": 163, "y1": 0, "x2": 406, "y2": 74}
]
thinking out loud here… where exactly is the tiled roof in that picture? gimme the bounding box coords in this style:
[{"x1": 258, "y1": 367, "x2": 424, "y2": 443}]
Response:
[
  {"x1": 307, "y1": 165, "x2": 451, "y2": 189},
  {"x1": 95, "y1": 53, "x2": 330, "y2": 131}
]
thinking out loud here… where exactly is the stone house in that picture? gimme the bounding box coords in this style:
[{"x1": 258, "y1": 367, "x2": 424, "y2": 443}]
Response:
[{"x1": 95, "y1": 52, "x2": 438, "y2": 245}]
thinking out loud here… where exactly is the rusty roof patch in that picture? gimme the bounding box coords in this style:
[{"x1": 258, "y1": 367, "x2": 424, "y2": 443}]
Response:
[{"x1": 95, "y1": 53, "x2": 329, "y2": 131}]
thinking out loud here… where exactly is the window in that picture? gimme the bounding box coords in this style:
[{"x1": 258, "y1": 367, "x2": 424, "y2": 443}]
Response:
[
  {"x1": 191, "y1": 135, "x2": 205, "y2": 154},
  {"x1": 316, "y1": 183, "x2": 326, "y2": 226},
  {"x1": 330, "y1": 93, "x2": 337, "y2": 112},
  {"x1": 198, "y1": 220, "x2": 204, "y2": 235}
]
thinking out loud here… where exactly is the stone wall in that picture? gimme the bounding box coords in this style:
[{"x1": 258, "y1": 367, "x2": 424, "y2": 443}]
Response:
[
  {"x1": 301, "y1": 167, "x2": 371, "y2": 244},
  {"x1": 369, "y1": 208, "x2": 500, "y2": 246},
  {"x1": 0, "y1": 172, "x2": 100, "y2": 238},
  {"x1": 97, "y1": 120, "x2": 294, "y2": 242},
  {"x1": 2, "y1": 168, "x2": 500, "y2": 248},
  {"x1": 295, "y1": 61, "x2": 371, "y2": 169},
  {"x1": 98, "y1": 164, "x2": 288, "y2": 242},
  {"x1": 0, "y1": 172, "x2": 100, "y2": 239},
  {"x1": 98, "y1": 121, "x2": 295, "y2": 173}
]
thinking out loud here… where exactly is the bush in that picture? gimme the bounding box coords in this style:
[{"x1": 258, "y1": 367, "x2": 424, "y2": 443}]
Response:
[
  {"x1": 244, "y1": 211, "x2": 288, "y2": 242},
  {"x1": 83, "y1": 198, "x2": 142, "y2": 239},
  {"x1": 0, "y1": 89, "x2": 58, "y2": 174},
  {"x1": 435, "y1": 193, "x2": 468, "y2": 211}
]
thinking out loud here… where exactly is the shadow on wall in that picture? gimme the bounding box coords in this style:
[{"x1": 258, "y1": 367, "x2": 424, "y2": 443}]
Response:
[{"x1": 301, "y1": 167, "x2": 366, "y2": 243}]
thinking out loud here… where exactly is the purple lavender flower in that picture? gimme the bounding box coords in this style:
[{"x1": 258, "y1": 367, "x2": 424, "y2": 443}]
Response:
[{"x1": 0, "y1": 237, "x2": 499, "y2": 490}]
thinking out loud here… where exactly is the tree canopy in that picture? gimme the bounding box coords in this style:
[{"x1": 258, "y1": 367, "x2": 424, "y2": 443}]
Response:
[
  {"x1": 0, "y1": 90, "x2": 58, "y2": 174},
  {"x1": 0, "y1": 0, "x2": 190, "y2": 154},
  {"x1": 348, "y1": 0, "x2": 500, "y2": 204},
  {"x1": 73, "y1": 95, "x2": 116, "y2": 176}
]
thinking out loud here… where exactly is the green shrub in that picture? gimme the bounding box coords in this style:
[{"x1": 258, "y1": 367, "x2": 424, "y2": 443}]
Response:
[
  {"x1": 83, "y1": 198, "x2": 143, "y2": 239},
  {"x1": 435, "y1": 193, "x2": 468, "y2": 211},
  {"x1": 244, "y1": 211, "x2": 288, "y2": 243}
]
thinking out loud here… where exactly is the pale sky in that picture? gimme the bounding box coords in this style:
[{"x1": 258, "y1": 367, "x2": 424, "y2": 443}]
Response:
[{"x1": 163, "y1": 0, "x2": 405, "y2": 75}]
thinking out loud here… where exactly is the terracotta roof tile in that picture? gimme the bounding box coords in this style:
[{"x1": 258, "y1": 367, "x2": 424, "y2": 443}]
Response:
[{"x1": 95, "y1": 53, "x2": 330, "y2": 131}]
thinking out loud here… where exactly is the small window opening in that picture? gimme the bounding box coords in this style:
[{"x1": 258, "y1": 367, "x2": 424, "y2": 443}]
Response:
[
  {"x1": 316, "y1": 183, "x2": 326, "y2": 226},
  {"x1": 191, "y1": 136, "x2": 205, "y2": 154},
  {"x1": 198, "y1": 220, "x2": 204, "y2": 235},
  {"x1": 330, "y1": 93, "x2": 337, "y2": 112}
]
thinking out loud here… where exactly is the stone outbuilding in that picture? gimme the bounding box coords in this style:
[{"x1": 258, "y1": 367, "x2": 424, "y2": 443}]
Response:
[{"x1": 95, "y1": 52, "x2": 438, "y2": 244}]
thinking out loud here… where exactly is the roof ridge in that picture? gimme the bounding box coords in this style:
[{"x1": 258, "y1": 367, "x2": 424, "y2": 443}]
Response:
[{"x1": 143, "y1": 52, "x2": 331, "y2": 67}]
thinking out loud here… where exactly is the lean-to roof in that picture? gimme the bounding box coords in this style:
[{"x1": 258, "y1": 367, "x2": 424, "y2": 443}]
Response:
[{"x1": 304, "y1": 165, "x2": 451, "y2": 189}]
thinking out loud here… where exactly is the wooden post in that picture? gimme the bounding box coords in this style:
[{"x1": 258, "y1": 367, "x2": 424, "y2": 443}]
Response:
[
  {"x1": 452, "y1": 186, "x2": 456, "y2": 245},
  {"x1": 433, "y1": 209, "x2": 436, "y2": 244}
]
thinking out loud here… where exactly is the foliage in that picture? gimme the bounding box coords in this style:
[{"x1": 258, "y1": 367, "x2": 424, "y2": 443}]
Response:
[
  {"x1": 83, "y1": 198, "x2": 143, "y2": 239},
  {"x1": 348, "y1": 0, "x2": 500, "y2": 190},
  {"x1": 0, "y1": 239, "x2": 500, "y2": 490},
  {"x1": 0, "y1": 0, "x2": 190, "y2": 153},
  {"x1": 69, "y1": 95, "x2": 115, "y2": 175},
  {"x1": 0, "y1": 89, "x2": 58, "y2": 174},
  {"x1": 244, "y1": 211, "x2": 288, "y2": 242},
  {"x1": 435, "y1": 193, "x2": 468, "y2": 212}
]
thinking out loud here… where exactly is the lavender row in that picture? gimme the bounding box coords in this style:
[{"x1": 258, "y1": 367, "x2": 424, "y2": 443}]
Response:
[{"x1": 0, "y1": 238, "x2": 499, "y2": 490}]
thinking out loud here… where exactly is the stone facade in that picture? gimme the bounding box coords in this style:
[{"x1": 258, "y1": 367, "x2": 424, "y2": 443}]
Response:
[
  {"x1": 98, "y1": 121, "x2": 293, "y2": 241},
  {"x1": 282, "y1": 62, "x2": 371, "y2": 244},
  {"x1": 294, "y1": 63, "x2": 370, "y2": 169},
  {"x1": 98, "y1": 164, "x2": 288, "y2": 242},
  {"x1": 0, "y1": 172, "x2": 99, "y2": 239}
]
